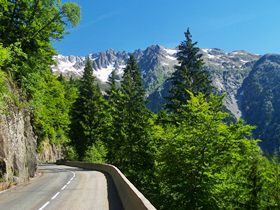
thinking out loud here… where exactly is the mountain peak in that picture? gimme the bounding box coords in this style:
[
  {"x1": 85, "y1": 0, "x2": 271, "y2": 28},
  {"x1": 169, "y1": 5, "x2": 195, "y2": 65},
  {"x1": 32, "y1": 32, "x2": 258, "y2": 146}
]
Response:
[
  {"x1": 105, "y1": 48, "x2": 116, "y2": 54},
  {"x1": 257, "y1": 53, "x2": 280, "y2": 65},
  {"x1": 143, "y1": 44, "x2": 164, "y2": 54}
]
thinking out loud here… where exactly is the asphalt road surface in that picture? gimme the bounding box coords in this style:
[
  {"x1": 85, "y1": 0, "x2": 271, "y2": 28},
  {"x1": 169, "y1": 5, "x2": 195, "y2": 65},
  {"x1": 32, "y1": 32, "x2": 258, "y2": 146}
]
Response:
[{"x1": 0, "y1": 164, "x2": 123, "y2": 210}]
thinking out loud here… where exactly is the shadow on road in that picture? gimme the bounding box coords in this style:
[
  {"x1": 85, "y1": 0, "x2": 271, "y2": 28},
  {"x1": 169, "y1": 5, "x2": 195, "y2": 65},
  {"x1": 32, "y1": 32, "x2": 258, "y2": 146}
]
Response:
[{"x1": 104, "y1": 172, "x2": 124, "y2": 210}]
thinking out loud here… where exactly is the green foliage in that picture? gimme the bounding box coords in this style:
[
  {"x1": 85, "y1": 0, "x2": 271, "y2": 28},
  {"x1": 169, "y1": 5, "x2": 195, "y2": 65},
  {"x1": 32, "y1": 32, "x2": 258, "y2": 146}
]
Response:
[
  {"x1": 57, "y1": 73, "x2": 78, "y2": 107},
  {"x1": 84, "y1": 140, "x2": 107, "y2": 164},
  {"x1": 155, "y1": 92, "x2": 258, "y2": 209},
  {"x1": 0, "y1": 0, "x2": 80, "y2": 89},
  {"x1": 0, "y1": 0, "x2": 80, "y2": 151},
  {"x1": 62, "y1": 3, "x2": 80, "y2": 27},
  {"x1": 64, "y1": 145, "x2": 79, "y2": 161},
  {"x1": 0, "y1": 0, "x2": 80, "y2": 47},
  {"x1": 70, "y1": 58, "x2": 107, "y2": 160},
  {"x1": 102, "y1": 54, "x2": 279, "y2": 210},
  {"x1": 0, "y1": 71, "x2": 9, "y2": 111},
  {"x1": 0, "y1": 44, "x2": 11, "y2": 111},
  {"x1": 106, "y1": 55, "x2": 155, "y2": 191},
  {"x1": 0, "y1": 43, "x2": 10, "y2": 67},
  {"x1": 23, "y1": 70, "x2": 72, "y2": 145},
  {"x1": 106, "y1": 69, "x2": 117, "y2": 99},
  {"x1": 167, "y1": 28, "x2": 212, "y2": 113}
]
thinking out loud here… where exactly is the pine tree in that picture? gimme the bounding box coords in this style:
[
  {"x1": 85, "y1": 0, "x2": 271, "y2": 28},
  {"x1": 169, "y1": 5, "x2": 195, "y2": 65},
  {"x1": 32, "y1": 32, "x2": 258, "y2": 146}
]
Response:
[
  {"x1": 105, "y1": 69, "x2": 119, "y2": 162},
  {"x1": 106, "y1": 69, "x2": 117, "y2": 97},
  {"x1": 70, "y1": 58, "x2": 106, "y2": 160},
  {"x1": 109, "y1": 55, "x2": 154, "y2": 189},
  {"x1": 167, "y1": 28, "x2": 212, "y2": 113},
  {"x1": 105, "y1": 69, "x2": 119, "y2": 106}
]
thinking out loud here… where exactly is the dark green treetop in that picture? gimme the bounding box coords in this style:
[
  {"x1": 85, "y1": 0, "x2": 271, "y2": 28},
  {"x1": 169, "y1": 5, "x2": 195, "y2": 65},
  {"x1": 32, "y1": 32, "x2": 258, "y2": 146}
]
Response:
[{"x1": 167, "y1": 28, "x2": 212, "y2": 113}]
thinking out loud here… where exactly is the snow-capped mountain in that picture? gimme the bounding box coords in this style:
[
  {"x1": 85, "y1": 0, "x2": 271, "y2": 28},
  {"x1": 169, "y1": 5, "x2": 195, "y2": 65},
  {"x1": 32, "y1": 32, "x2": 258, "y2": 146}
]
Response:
[
  {"x1": 52, "y1": 45, "x2": 177, "y2": 82},
  {"x1": 52, "y1": 49, "x2": 128, "y2": 81},
  {"x1": 200, "y1": 48, "x2": 260, "y2": 118},
  {"x1": 52, "y1": 45, "x2": 260, "y2": 117}
]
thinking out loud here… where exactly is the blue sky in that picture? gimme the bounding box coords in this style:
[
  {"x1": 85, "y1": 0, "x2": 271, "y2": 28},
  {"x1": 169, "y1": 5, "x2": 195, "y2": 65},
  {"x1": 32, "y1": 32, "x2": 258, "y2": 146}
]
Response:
[{"x1": 54, "y1": 0, "x2": 280, "y2": 56}]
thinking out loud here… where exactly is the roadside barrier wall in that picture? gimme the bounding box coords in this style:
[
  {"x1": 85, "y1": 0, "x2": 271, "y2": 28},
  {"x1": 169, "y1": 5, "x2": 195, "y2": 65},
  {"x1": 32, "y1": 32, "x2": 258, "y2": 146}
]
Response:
[{"x1": 57, "y1": 161, "x2": 156, "y2": 210}]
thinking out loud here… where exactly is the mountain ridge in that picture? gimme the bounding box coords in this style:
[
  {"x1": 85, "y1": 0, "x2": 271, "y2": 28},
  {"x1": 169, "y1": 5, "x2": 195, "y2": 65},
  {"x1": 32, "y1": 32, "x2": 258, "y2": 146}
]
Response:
[
  {"x1": 239, "y1": 53, "x2": 280, "y2": 154},
  {"x1": 52, "y1": 44, "x2": 260, "y2": 118}
]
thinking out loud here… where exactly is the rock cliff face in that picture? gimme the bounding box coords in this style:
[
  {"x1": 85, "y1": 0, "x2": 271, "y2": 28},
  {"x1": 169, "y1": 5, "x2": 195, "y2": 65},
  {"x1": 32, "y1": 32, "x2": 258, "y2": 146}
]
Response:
[
  {"x1": 38, "y1": 139, "x2": 64, "y2": 163},
  {"x1": 0, "y1": 101, "x2": 37, "y2": 186}
]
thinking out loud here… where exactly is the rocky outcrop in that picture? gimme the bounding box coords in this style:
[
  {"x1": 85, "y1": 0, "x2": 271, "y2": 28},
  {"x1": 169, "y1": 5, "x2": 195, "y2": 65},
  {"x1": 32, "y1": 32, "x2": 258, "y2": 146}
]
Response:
[
  {"x1": 0, "y1": 103, "x2": 37, "y2": 186},
  {"x1": 38, "y1": 139, "x2": 64, "y2": 163}
]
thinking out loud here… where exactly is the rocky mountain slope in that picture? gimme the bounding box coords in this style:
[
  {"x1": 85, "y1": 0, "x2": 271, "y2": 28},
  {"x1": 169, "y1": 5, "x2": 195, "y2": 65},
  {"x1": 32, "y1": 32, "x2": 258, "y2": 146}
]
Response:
[
  {"x1": 0, "y1": 85, "x2": 37, "y2": 188},
  {"x1": 52, "y1": 45, "x2": 260, "y2": 118},
  {"x1": 239, "y1": 54, "x2": 280, "y2": 155}
]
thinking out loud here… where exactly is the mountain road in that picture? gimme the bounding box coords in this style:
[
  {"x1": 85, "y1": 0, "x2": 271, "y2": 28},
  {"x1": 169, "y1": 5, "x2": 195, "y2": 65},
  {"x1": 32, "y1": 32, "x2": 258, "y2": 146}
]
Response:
[{"x1": 0, "y1": 164, "x2": 123, "y2": 210}]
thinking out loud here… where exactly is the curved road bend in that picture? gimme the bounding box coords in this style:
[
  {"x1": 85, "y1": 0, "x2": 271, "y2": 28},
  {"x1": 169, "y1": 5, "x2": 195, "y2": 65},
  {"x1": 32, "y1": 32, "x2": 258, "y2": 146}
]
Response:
[{"x1": 0, "y1": 164, "x2": 123, "y2": 210}]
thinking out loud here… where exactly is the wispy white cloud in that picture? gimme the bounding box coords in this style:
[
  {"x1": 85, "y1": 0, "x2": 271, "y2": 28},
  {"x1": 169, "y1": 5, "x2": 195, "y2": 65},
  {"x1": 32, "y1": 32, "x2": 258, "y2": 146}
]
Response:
[{"x1": 68, "y1": 12, "x2": 120, "y2": 32}]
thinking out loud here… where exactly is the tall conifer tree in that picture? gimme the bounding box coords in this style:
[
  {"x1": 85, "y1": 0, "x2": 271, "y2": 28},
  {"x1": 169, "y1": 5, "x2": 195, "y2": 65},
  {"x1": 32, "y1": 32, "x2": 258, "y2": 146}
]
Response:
[
  {"x1": 70, "y1": 58, "x2": 106, "y2": 159},
  {"x1": 106, "y1": 69, "x2": 118, "y2": 102},
  {"x1": 167, "y1": 28, "x2": 212, "y2": 113},
  {"x1": 109, "y1": 55, "x2": 154, "y2": 188},
  {"x1": 105, "y1": 69, "x2": 119, "y2": 161}
]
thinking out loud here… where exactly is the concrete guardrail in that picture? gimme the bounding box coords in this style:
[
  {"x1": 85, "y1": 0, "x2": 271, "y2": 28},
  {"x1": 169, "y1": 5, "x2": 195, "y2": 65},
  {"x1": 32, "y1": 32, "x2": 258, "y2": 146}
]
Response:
[{"x1": 57, "y1": 161, "x2": 156, "y2": 210}]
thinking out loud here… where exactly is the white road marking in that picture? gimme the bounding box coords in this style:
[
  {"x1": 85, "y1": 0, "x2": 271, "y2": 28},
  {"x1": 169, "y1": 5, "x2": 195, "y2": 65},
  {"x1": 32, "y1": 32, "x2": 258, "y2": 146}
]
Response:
[
  {"x1": 38, "y1": 201, "x2": 50, "y2": 210},
  {"x1": 61, "y1": 185, "x2": 67, "y2": 190},
  {"x1": 51, "y1": 192, "x2": 60, "y2": 200},
  {"x1": 37, "y1": 170, "x2": 76, "y2": 210}
]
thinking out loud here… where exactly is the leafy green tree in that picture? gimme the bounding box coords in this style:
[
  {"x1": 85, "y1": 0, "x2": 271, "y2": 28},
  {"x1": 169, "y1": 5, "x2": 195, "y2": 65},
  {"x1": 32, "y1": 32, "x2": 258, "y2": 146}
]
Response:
[
  {"x1": 157, "y1": 92, "x2": 260, "y2": 210},
  {"x1": 70, "y1": 58, "x2": 107, "y2": 160},
  {"x1": 23, "y1": 69, "x2": 71, "y2": 145},
  {"x1": 57, "y1": 73, "x2": 78, "y2": 108},
  {"x1": 0, "y1": 44, "x2": 10, "y2": 67},
  {"x1": 0, "y1": 1, "x2": 80, "y2": 82},
  {"x1": 0, "y1": 44, "x2": 11, "y2": 110},
  {"x1": 167, "y1": 28, "x2": 212, "y2": 113},
  {"x1": 0, "y1": 0, "x2": 80, "y2": 151},
  {"x1": 258, "y1": 154, "x2": 280, "y2": 209},
  {"x1": 214, "y1": 149, "x2": 280, "y2": 210},
  {"x1": 0, "y1": 1, "x2": 80, "y2": 50},
  {"x1": 84, "y1": 140, "x2": 108, "y2": 164}
]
